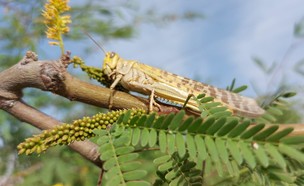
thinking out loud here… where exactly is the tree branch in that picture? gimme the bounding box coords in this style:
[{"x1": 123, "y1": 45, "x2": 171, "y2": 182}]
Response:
[{"x1": 0, "y1": 51, "x2": 178, "y2": 168}]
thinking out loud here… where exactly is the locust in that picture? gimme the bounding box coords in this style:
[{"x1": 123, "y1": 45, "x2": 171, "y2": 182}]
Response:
[{"x1": 99, "y1": 51, "x2": 265, "y2": 118}]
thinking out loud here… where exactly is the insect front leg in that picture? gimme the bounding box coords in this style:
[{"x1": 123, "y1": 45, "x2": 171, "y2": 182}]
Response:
[{"x1": 110, "y1": 74, "x2": 123, "y2": 89}]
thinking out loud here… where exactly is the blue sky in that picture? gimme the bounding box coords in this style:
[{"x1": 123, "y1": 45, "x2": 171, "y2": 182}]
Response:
[{"x1": 81, "y1": 1, "x2": 304, "y2": 100}]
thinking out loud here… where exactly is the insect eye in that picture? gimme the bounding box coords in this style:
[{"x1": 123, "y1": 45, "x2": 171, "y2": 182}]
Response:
[{"x1": 110, "y1": 52, "x2": 115, "y2": 58}]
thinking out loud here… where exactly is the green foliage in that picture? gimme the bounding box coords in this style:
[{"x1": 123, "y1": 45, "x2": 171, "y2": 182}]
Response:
[
  {"x1": 93, "y1": 127, "x2": 150, "y2": 186},
  {"x1": 18, "y1": 89, "x2": 304, "y2": 185},
  {"x1": 154, "y1": 152, "x2": 203, "y2": 185},
  {"x1": 256, "y1": 91, "x2": 298, "y2": 124},
  {"x1": 226, "y1": 78, "x2": 248, "y2": 93}
]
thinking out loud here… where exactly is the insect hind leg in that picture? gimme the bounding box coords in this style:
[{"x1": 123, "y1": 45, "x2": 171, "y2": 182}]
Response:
[{"x1": 149, "y1": 89, "x2": 162, "y2": 113}]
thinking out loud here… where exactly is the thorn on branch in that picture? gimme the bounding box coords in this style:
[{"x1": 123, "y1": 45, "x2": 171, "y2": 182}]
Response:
[{"x1": 20, "y1": 51, "x2": 38, "y2": 65}]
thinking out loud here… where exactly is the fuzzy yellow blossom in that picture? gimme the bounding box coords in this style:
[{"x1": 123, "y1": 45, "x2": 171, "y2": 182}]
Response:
[{"x1": 42, "y1": 0, "x2": 71, "y2": 53}]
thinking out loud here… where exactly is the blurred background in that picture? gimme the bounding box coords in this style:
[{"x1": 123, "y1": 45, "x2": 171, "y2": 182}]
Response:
[{"x1": 0, "y1": 0, "x2": 304, "y2": 185}]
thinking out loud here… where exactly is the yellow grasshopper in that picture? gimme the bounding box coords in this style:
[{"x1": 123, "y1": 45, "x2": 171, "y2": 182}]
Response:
[{"x1": 101, "y1": 51, "x2": 265, "y2": 118}]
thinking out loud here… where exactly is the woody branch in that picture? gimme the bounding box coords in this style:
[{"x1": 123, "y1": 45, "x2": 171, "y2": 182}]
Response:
[{"x1": 0, "y1": 51, "x2": 179, "y2": 168}]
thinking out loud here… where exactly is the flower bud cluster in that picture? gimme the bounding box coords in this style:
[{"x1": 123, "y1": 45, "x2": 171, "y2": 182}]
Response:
[{"x1": 17, "y1": 109, "x2": 145, "y2": 155}]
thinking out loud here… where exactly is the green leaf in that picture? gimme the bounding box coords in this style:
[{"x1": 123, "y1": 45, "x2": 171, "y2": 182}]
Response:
[
  {"x1": 153, "y1": 116, "x2": 165, "y2": 129},
  {"x1": 118, "y1": 153, "x2": 139, "y2": 163},
  {"x1": 232, "y1": 85, "x2": 247, "y2": 93},
  {"x1": 97, "y1": 135, "x2": 110, "y2": 145},
  {"x1": 215, "y1": 138, "x2": 229, "y2": 163},
  {"x1": 141, "y1": 128, "x2": 149, "y2": 147},
  {"x1": 197, "y1": 116, "x2": 215, "y2": 134},
  {"x1": 240, "y1": 141, "x2": 256, "y2": 169},
  {"x1": 136, "y1": 115, "x2": 147, "y2": 127},
  {"x1": 153, "y1": 155, "x2": 171, "y2": 165},
  {"x1": 209, "y1": 106, "x2": 227, "y2": 114},
  {"x1": 169, "y1": 110, "x2": 185, "y2": 130},
  {"x1": 241, "y1": 124, "x2": 265, "y2": 139},
  {"x1": 178, "y1": 116, "x2": 194, "y2": 132},
  {"x1": 103, "y1": 157, "x2": 117, "y2": 171},
  {"x1": 212, "y1": 111, "x2": 232, "y2": 118},
  {"x1": 93, "y1": 129, "x2": 108, "y2": 136},
  {"x1": 148, "y1": 129, "x2": 157, "y2": 147},
  {"x1": 228, "y1": 120, "x2": 250, "y2": 138},
  {"x1": 253, "y1": 144, "x2": 269, "y2": 168},
  {"x1": 265, "y1": 143, "x2": 286, "y2": 169},
  {"x1": 100, "y1": 148, "x2": 115, "y2": 160},
  {"x1": 215, "y1": 161, "x2": 223, "y2": 177},
  {"x1": 116, "y1": 113, "x2": 125, "y2": 124},
  {"x1": 217, "y1": 119, "x2": 238, "y2": 136},
  {"x1": 114, "y1": 135, "x2": 130, "y2": 146},
  {"x1": 131, "y1": 128, "x2": 141, "y2": 146},
  {"x1": 106, "y1": 166, "x2": 121, "y2": 178},
  {"x1": 176, "y1": 133, "x2": 186, "y2": 157},
  {"x1": 280, "y1": 136, "x2": 304, "y2": 144},
  {"x1": 123, "y1": 170, "x2": 147, "y2": 180},
  {"x1": 126, "y1": 181, "x2": 151, "y2": 186},
  {"x1": 200, "y1": 111, "x2": 208, "y2": 118},
  {"x1": 253, "y1": 125, "x2": 279, "y2": 141},
  {"x1": 161, "y1": 113, "x2": 175, "y2": 129},
  {"x1": 120, "y1": 161, "x2": 142, "y2": 171},
  {"x1": 261, "y1": 113, "x2": 277, "y2": 123},
  {"x1": 115, "y1": 146, "x2": 135, "y2": 156},
  {"x1": 197, "y1": 94, "x2": 205, "y2": 99},
  {"x1": 267, "y1": 127, "x2": 293, "y2": 142},
  {"x1": 281, "y1": 92, "x2": 296, "y2": 98},
  {"x1": 181, "y1": 161, "x2": 196, "y2": 172},
  {"x1": 194, "y1": 135, "x2": 208, "y2": 160},
  {"x1": 206, "y1": 117, "x2": 226, "y2": 135},
  {"x1": 269, "y1": 171, "x2": 296, "y2": 184},
  {"x1": 167, "y1": 133, "x2": 176, "y2": 155},
  {"x1": 186, "y1": 134, "x2": 197, "y2": 159},
  {"x1": 199, "y1": 96, "x2": 214, "y2": 103},
  {"x1": 99, "y1": 143, "x2": 112, "y2": 153},
  {"x1": 159, "y1": 131, "x2": 167, "y2": 153},
  {"x1": 144, "y1": 113, "x2": 156, "y2": 127},
  {"x1": 106, "y1": 175, "x2": 123, "y2": 186},
  {"x1": 267, "y1": 106, "x2": 283, "y2": 116},
  {"x1": 123, "y1": 110, "x2": 132, "y2": 123},
  {"x1": 158, "y1": 161, "x2": 173, "y2": 172},
  {"x1": 129, "y1": 115, "x2": 140, "y2": 126},
  {"x1": 231, "y1": 161, "x2": 240, "y2": 176},
  {"x1": 205, "y1": 136, "x2": 219, "y2": 162},
  {"x1": 165, "y1": 170, "x2": 178, "y2": 181},
  {"x1": 279, "y1": 144, "x2": 304, "y2": 162},
  {"x1": 204, "y1": 102, "x2": 221, "y2": 109},
  {"x1": 170, "y1": 175, "x2": 184, "y2": 186},
  {"x1": 188, "y1": 118, "x2": 203, "y2": 133}
]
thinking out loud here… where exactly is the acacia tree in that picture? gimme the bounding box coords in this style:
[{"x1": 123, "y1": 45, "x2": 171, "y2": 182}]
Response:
[{"x1": 1, "y1": 1, "x2": 304, "y2": 186}]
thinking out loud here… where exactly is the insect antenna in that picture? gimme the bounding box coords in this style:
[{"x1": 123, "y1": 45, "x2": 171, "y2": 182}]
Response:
[{"x1": 83, "y1": 31, "x2": 107, "y2": 55}]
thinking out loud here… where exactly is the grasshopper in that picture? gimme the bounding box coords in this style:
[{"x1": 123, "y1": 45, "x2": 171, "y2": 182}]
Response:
[{"x1": 101, "y1": 51, "x2": 265, "y2": 118}]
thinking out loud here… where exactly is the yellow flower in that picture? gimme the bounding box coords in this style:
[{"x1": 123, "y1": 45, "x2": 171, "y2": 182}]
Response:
[{"x1": 42, "y1": 0, "x2": 71, "y2": 54}]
